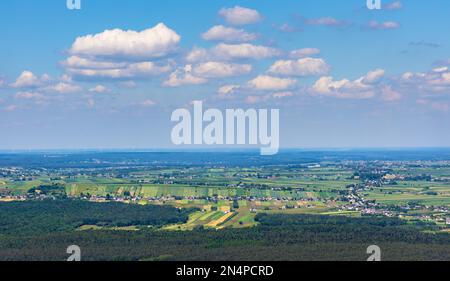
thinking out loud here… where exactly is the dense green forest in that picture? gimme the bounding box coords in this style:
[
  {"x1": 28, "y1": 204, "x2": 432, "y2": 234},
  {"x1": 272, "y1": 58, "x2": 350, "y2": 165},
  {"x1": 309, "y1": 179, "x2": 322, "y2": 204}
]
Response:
[
  {"x1": 0, "y1": 200, "x2": 192, "y2": 235},
  {"x1": 0, "y1": 200, "x2": 449, "y2": 261}
]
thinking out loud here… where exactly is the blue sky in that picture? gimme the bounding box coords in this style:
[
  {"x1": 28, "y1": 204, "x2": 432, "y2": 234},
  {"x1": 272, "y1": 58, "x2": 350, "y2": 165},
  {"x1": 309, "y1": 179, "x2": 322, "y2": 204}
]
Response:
[{"x1": 0, "y1": 0, "x2": 449, "y2": 149}]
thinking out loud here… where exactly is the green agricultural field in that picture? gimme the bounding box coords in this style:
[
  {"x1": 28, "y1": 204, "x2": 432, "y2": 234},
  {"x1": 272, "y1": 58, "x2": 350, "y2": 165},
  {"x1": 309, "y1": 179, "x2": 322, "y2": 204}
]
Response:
[
  {"x1": 366, "y1": 192, "x2": 450, "y2": 206},
  {"x1": 3, "y1": 156, "x2": 450, "y2": 231}
]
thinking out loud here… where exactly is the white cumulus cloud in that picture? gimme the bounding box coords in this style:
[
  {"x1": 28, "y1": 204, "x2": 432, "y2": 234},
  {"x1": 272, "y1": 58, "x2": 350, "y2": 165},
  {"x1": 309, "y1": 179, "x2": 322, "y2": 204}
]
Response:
[
  {"x1": 272, "y1": 91, "x2": 294, "y2": 98},
  {"x1": 212, "y1": 43, "x2": 281, "y2": 60},
  {"x1": 312, "y1": 69, "x2": 385, "y2": 99},
  {"x1": 11, "y1": 71, "x2": 49, "y2": 88},
  {"x1": 368, "y1": 21, "x2": 400, "y2": 30},
  {"x1": 69, "y1": 23, "x2": 181, "y2": 59},
  {"x1": 15, "y1": 91, "x2": 46, "y2": 100},
  {"x1": 140, "y1": 99, "x2": 156, "y2": 107},
  {"x1": 400, "y1": 67, "x2": 450, "y2": 93},
  {"x1": 381, "y1": 86, "x2": 402, "y2": 102},
  {"x1": 63, "y1": 56, "x2": 127, "y2": 70},
  {"x1": 89, "y1": 85, "x2": 110, "y2": 93},
  {"x1": 362, "y1": 69, "x2": 385, "y2": 84},
  {"x1": 193, "y1": 62, "x2": 252, "y2": 78},
  {"x1": 218, "y1": 84, "x2": 240, "y2": 96},
  {"x1": 186, "y1": 47, "x2": 210, "y2": 63},
  {"x1": 219, "y1": 6, "x2": 263, "y2": 26},
  {"x1": 186, "y1": 43, "x2": 279, "y2": 62},
  {"x1": 164, "y1": 65, "x2": 208, "y2": 87},
  {"x1": 67, "y1": 61, "x2": 171, "y2": 80},
  {"x1": 45, "y1": 82, "x2": 82, "y2": 94},
  {"x1": 268, "y1": 57, "x2": 330, "y2": 76},
  {"x1": 248, "y1": 75, "x2": 297, "y2": 91},
  {"x1": 202, "y1": 25, "x2": 257, "y2": 43}
]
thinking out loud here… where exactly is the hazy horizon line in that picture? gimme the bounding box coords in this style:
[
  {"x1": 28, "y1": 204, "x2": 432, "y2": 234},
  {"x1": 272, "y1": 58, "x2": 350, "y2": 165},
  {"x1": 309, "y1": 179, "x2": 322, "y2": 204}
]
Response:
[{"x1": 1, "y1": 147, "x2": 450, "y2": 154}]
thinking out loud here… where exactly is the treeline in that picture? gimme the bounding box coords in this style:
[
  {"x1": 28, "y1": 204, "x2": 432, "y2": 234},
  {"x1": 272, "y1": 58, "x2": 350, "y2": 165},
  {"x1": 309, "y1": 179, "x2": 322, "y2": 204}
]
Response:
[
  {"x1": 0, "y1": 200, "x2": 193, "y2": 235},
  {"x1": 28, "y1": 184, "x2": 66, "y2": 196},
  {"x1": 0, "y1": 201, "x2": 449, "y2": 261},
  {"x1": 255, "y1": 213, "x2": 408, "y2": 227}
]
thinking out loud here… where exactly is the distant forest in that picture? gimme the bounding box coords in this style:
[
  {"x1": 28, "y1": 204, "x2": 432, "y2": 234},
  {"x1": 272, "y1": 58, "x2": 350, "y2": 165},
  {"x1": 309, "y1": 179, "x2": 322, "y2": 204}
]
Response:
[{"x1": 0, "y1": 200, "x2": 449, "y2": 261}]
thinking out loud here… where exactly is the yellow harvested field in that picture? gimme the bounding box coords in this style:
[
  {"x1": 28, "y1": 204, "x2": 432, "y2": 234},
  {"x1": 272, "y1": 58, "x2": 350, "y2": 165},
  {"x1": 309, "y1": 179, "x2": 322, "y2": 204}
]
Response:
[
  {"x1": 306, "y1": 192, "x2": 314, "y2": 198},
  {"x1": 219, "y1": 206, "x2": 231, "y2": 212},
  {"x1": 202, "y1": 205, "x2": 212, "y2": 211},
  {"x1": 206, "y1": 212, "x2": 235, "y2": 228},
  {"x1": 0, "y1": 198, "x2": 25, "y2": 202}
]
